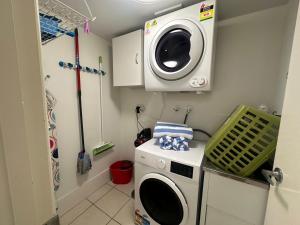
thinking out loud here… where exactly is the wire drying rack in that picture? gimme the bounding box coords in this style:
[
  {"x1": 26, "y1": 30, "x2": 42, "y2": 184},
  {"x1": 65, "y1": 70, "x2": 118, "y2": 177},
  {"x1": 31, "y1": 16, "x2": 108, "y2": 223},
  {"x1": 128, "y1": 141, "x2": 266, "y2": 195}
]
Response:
[{"x1": 38, "y1": 0, "x2": 93, "y2": 45}]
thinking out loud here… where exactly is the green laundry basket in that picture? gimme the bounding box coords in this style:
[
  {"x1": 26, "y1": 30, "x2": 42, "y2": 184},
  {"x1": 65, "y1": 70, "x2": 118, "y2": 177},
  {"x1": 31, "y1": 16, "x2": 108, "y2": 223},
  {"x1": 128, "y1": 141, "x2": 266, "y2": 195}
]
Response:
[{"x1": 205, "y1": 105, "x2": 281, "y2": 177}]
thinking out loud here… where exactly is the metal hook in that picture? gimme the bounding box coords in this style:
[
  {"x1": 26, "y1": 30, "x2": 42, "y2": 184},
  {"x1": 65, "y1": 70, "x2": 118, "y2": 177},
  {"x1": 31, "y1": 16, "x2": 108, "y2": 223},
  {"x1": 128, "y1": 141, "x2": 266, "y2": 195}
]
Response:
[{"x1": 44, "y1": 74, "x2": 51, "y2": 81}]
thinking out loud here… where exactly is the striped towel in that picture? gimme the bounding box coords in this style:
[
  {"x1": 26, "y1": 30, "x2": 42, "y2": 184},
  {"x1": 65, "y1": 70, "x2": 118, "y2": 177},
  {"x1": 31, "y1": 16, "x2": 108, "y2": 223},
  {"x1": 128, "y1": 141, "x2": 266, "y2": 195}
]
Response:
[{"x1": 153, "y1": 121, "x2": 193, "y2": 140}]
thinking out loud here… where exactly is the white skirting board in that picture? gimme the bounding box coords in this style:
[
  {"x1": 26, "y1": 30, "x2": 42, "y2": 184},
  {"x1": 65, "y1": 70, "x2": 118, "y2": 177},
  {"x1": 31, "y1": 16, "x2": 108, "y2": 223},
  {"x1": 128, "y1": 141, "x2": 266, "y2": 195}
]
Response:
[{"x1": 56, "y1": 169, "x2": 110, "y2": 215}]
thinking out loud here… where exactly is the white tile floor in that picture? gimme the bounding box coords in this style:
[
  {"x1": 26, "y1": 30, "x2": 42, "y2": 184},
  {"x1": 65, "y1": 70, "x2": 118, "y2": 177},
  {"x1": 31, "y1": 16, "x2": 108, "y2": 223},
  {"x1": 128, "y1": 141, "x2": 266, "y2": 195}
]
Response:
[{"x1": 60, "y1": 180, "x2": 135, "y2": 225}]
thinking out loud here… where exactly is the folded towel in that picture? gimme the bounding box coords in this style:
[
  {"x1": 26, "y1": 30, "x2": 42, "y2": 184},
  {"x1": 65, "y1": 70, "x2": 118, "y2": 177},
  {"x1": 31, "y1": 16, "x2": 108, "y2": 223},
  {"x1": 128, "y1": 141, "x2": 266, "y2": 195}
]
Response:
[
  {"x1": 159, "y1": 136, "x2": 189, "y2": 151},
  {"x1": 154, "y1": 122, "x2": 193, "y2": 140},
  {"x1": 155, "y1": 121, "x2": 188, "y2": 127}
]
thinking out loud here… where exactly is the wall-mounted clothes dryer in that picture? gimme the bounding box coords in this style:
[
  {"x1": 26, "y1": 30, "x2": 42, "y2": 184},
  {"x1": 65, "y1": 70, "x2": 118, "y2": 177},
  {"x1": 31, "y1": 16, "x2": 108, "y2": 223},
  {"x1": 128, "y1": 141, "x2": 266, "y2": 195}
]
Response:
[{"x1": 144, "y1": 0, "x2": 216, "y2": 92}]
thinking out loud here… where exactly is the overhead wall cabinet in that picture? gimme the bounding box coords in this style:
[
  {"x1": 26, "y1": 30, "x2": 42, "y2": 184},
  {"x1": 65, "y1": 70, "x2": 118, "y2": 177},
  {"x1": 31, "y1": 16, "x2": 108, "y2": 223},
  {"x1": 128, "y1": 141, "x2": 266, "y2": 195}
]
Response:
[{"x1": 112, "y1": 29, "x2": 144, "y2": 86}]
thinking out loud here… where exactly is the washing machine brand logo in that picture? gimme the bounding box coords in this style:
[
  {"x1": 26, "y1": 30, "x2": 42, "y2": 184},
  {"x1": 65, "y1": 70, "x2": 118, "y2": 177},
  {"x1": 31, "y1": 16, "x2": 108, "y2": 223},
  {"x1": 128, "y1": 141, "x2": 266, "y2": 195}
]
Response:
[
  {"x1": 135, "y1": 209, "x2": 150, "y2": 225},
  {"x1": 200, "y1": 4, "x2": 214, "y2": 21}
]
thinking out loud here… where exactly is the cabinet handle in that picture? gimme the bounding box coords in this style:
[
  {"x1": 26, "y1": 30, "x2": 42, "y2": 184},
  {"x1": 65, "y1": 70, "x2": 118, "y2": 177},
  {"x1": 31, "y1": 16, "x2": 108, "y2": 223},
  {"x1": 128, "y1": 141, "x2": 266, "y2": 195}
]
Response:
[
  {"x1": 262, "y1": 167, "x2": 283, "y2": 186},
  {"x1": 135, "y1": 53, "x2": 139, "y2": 64}
]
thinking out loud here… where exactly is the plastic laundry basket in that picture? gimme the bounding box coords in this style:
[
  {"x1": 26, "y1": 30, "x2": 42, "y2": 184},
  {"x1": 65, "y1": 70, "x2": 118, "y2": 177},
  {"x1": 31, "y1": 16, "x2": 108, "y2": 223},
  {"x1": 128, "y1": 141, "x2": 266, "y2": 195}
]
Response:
[
  {"x1": 110, "y1": 160, "x2": 133, "y2": 184},
  {"x1": 205, "y1": 105, "x2": 280, "y2": 177}
]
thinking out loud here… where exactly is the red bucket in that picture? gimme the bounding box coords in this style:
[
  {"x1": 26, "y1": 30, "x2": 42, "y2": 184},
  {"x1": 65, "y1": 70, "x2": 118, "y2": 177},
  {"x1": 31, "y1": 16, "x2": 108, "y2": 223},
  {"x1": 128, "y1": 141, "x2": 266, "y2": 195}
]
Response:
[{"x1": 110, "y1": 160, "x2": 133, "y2": 184}]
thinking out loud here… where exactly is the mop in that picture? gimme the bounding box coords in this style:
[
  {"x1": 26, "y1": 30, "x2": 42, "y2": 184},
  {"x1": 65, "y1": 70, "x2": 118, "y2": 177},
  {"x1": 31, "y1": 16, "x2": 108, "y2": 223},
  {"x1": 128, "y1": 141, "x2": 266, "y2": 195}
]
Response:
[
  {"x1": 75, "y1": 28, "x2": 92, "y2": 174},
  {"x1": 92, "y1": 56, "x2": 114, "y2": 156}
]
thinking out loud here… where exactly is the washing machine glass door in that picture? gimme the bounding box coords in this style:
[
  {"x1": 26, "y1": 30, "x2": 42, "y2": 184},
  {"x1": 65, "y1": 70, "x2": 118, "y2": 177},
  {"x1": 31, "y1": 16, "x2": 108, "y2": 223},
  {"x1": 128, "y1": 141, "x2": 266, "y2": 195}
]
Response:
[
  {"x1": 138, "y1": 173, "x2": 188, "y2": 225},
  {"x1": 150, "y1": 19, "x2": 204, "y2": 80}
]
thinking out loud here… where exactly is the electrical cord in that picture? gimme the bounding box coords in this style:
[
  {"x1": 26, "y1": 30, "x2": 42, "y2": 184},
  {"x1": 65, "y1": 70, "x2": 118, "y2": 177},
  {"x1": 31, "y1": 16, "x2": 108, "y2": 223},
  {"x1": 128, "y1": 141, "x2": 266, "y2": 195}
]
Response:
[
  {"x1": 136, "y1": 112, "x2": 144, "y2": 131},
  {"x1": 183, "y1": 106, "x2": 192, "y2": 124},
  {"x1": 135, "y1": 106, "x2": 144, "y2": 132},
  {"x1": 193, "y1": 128, "x2": 212, "y2": 138},
  {"x1": 183, "y1": 108, "x2": 212, "y2": 138}
]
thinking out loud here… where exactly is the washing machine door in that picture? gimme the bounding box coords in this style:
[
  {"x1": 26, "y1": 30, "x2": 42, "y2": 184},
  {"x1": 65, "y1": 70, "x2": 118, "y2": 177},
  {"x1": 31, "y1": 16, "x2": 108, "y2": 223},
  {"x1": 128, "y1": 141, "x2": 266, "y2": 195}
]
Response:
[
  {"x1": 150, "y1": 19, "x2": 204, "y2": 81},
  {"x1": 138, "y1": 173, "x2": 188, "y2": 225}
]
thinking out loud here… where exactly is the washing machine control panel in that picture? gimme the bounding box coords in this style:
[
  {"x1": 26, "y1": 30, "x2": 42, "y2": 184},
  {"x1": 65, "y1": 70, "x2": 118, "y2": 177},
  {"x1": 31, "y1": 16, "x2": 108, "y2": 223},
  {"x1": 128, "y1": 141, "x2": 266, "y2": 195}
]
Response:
[
  {"x1": 136, "y1": 150, "x2": 196, "y2": 180},
  {"x1": 171, "y1": 161, "x2": 194, "y2": 179},
  {"x1": 156, "y1": 159, "x2": 166, "y2": 169}
]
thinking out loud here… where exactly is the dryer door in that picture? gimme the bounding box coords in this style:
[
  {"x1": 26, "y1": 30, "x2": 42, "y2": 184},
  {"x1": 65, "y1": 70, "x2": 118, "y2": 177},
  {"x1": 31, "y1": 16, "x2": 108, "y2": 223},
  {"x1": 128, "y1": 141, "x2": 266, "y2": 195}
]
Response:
[
  {"x1": 138, "y1": 173, "x2": 188, "y2": 225},
  {"x1": 150, "y1": 19, "x2": 204, "y2": 81}
]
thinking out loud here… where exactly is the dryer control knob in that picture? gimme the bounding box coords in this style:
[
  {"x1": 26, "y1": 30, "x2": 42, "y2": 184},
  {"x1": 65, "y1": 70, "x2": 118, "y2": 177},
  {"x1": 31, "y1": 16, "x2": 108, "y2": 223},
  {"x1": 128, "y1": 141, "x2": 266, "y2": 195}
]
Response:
[
  {"x1": 199, "y1": 77, "x2": 207, "y2": 86},
  {"x1": 189, "y1": 78, "x2": 207, "y2": 88},
  {"x1": 189, "y1": 78, "x2": 200, "y2": 88},
  {"x1": 157, "y1": 159, "x2": 166, "y2": 169}
]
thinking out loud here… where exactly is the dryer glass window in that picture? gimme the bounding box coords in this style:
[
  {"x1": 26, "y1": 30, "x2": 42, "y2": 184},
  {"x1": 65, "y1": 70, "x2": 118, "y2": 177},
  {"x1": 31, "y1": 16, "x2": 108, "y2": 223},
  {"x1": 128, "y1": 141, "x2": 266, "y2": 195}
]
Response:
[
  {"x1": 155, "y1": 29, "x2": 191, "y2": 73},
  {"x1": 140, "y1": 178, "x2": 184, "y2": 225}
]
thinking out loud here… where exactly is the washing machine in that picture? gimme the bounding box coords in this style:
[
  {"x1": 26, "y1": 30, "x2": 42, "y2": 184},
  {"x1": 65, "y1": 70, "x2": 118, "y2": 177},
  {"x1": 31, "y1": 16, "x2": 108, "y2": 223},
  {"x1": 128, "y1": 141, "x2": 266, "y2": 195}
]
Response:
[
  {"x1": 144, "y1": 0, "x2": 216, "y2": 92},
  {"x1": 134, "y1": 138, "x2": 205, "y2": 225}
]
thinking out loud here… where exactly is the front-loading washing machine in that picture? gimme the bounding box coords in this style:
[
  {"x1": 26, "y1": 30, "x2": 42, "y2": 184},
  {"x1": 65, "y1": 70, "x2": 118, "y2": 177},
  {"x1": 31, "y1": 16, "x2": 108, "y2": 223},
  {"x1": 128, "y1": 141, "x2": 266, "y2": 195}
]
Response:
[
  {"x1": 134, "y1": 139, "x2": 205, "y2": 225},
  {"x1": 144, "y1": 0, "x2": 216, "y2": 92}
]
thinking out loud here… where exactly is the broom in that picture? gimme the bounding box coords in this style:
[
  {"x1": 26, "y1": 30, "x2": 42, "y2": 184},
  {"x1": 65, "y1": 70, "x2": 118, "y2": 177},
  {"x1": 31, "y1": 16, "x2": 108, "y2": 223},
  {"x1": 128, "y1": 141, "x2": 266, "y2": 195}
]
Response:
[{"x1": 92, "y1": 56, "x2": 114, "y2": 156}]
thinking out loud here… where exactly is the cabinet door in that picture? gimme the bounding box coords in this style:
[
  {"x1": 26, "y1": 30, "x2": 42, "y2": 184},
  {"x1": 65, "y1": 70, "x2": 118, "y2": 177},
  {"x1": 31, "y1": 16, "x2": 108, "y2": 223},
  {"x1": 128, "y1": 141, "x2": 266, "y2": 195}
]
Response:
[
  {"x1": 206, "y1": 173, "x2": 268, "y2": 225},
  {"x1": 206, "y1": 206, "x2": 252, "y2": 225},
  {"x1": 113, "y1": 29, "x2": 143, "y2": 86}
]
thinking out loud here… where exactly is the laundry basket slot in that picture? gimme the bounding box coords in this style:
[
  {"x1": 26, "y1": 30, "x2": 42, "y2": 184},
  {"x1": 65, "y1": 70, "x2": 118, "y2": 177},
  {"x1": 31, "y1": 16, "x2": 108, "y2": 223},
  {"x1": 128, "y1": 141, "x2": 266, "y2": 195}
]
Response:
[{"x1": 205, "y1": 105, "x2": 280, "y2": 177}]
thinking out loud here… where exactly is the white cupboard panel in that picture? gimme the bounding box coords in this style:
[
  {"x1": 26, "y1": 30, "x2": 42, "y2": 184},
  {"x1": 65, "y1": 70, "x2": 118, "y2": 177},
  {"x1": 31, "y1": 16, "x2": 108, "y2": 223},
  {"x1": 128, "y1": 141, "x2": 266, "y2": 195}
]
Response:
[
  {"x1": 113, "y1": 30, "x2": 143, "y2": 86},
  {"x1": 206, "y1": 173, "x2": 268, "y2": 225},
  {"x1": 206, "y1": 206, "x2": 251, "y2": 225}
]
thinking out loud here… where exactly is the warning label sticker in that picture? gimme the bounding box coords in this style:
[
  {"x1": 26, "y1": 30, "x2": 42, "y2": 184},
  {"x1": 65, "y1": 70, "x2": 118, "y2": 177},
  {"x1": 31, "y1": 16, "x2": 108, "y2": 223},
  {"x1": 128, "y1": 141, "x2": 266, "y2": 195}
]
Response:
[
  {"x1": 145, "y1": 20, "x2": 158, "y2": 35},
  {"x1": 200, "y1": 4, "x2": 214, "y2": 21},
  {"x1": 135, "y1": 210, "x2": 150, "y2": 225}
]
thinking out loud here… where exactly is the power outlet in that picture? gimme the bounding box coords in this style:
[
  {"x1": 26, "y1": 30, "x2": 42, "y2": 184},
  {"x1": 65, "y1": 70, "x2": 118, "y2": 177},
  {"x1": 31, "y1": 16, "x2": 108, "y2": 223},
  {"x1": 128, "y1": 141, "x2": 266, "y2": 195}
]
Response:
[{"x1": 136, "y1": 104, "x2": 145, "y2": 114}]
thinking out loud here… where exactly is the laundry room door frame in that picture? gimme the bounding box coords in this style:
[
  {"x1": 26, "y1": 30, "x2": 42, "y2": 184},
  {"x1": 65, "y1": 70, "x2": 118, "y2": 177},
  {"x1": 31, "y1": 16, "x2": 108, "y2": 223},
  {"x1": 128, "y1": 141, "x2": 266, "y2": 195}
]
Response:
[{"x1": 0, "y1": 0, "x2": 57, "y2": 224}]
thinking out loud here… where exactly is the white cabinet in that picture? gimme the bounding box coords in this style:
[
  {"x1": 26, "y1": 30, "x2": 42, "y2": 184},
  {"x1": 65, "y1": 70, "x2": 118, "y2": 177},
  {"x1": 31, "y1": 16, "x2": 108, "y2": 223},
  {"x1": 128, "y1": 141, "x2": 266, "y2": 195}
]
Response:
[
  {"x1": 112, "y1": 29, "x2": 144, "y2": 86},
  {"x1": 200, "y1": 171, "x2": 269, "y2": 225}
]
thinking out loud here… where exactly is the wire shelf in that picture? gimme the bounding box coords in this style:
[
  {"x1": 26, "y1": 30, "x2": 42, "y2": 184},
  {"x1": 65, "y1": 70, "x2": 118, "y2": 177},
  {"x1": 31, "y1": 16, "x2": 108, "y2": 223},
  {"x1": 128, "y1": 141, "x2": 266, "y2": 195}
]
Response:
[{"x1": 38, "y1": 0, "x2": 91, "y2": 44}]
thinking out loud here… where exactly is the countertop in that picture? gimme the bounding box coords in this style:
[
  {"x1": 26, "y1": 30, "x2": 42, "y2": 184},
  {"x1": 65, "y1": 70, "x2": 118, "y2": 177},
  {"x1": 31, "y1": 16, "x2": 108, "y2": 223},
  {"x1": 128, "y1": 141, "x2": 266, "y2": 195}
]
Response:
[{"x1": 202, "y1": 157, "x2": 270, "y2": 190}]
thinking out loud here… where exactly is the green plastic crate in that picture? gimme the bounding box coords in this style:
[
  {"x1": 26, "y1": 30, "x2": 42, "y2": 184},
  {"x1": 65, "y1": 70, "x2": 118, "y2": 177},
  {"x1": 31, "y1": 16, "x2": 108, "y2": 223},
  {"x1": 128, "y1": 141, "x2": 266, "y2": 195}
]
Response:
[{"x1": 205, "y1": 105, "x2": 281, "y2": 177}]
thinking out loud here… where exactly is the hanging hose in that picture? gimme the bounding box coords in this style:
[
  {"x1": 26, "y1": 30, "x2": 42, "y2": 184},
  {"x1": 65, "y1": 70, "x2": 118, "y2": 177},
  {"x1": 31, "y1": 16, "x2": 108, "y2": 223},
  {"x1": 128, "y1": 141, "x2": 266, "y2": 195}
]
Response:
[
  {"x1": 183, "y1": 107, "x2": 212, "y2": 138},
  {"x1": 193, "y1": 128, "x2": 212, "y2": 138}
]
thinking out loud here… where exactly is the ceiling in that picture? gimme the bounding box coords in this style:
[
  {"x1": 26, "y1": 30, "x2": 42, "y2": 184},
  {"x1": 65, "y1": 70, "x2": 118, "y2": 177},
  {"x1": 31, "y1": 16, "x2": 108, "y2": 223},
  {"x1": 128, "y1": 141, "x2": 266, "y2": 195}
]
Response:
[{"x1": 60, "y1": 0, "x2": 289, "y2": 40}]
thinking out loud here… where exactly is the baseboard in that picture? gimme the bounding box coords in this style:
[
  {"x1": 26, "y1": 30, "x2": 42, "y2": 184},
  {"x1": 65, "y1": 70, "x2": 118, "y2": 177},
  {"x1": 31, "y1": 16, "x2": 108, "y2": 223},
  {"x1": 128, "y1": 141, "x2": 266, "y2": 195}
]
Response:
[
  {"x1": 43, "y1": 214, "x2": 60, "y2": 225},
  {"x1": 56, "y1": 169, "x2": 110, "y2": 215}
]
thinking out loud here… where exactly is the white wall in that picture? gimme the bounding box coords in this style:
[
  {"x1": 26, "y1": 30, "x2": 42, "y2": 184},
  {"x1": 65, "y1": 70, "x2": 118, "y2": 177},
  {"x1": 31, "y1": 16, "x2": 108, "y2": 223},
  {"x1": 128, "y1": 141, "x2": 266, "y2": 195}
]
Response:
[
  {"x1": 0, "y1": 127, "x2": 14, "y2": 225},
  {"x1": 41, "y1": 29, "x2": 121, "y2": 214},
  {"x1": 119, "y1": 6, "x2": 288, "y2": 161},
  {"x1": 275, "y1": 0, "x2": 299, "y2": 113}
]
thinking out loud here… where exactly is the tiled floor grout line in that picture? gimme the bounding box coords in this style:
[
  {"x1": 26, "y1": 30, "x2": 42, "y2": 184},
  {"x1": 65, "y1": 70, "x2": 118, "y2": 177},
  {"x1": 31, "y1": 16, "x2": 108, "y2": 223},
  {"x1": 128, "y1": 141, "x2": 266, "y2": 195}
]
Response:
[
  {"x1": 61, "y1": 181, "x2": 134, "y2": 225},
  {"x1": 86, "y1": 183, "x2": 114, "y2": 205},
  {"x1": 111, "y1": 198, "x2": 132, "y2": 220},
  {"x1": 60, "y1": 181, "x2": 112, "y2": 218},
  {"x1": 60, "y1": 199, "x2": 89, "y2": 217},
  {"x1": 92, "y1": 202, "x2": 114, "y2": 219},
  {"x1": 68, "y1": 204, "x2": 94, "y2": 225},
  {"x1": 93, "y1": 196, "x2": 131, "y2": 222},
  {"x1": 105, "y1": 218, "x2": 113, "y2": 225},
  {"x1": 110, "y1": 219, "x2": 122, "y2": 225},
  {"x1": 114, "y1": 186, "x2": 134, "y2": 198}
]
